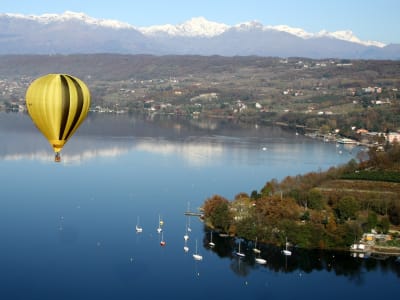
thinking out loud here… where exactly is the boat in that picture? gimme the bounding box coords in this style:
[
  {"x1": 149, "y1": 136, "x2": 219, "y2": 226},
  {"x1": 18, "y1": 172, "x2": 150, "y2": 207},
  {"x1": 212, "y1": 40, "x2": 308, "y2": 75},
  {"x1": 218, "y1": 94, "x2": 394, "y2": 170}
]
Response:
[
  {"x1": 186, "y1": 202, "x2": 192, "y2": 232},
  {"x1": 157, "y1": 214, "x2": 162, "y2": 234},
  {"x1": 184, "y1": 230, "x2": 189, "y2": 241},
  {"x1": 135, "y1": 216, "x2": 143, "y2": 233},
  {"x1": 282, "y1": 237, "x2": 292, "y2": 256},
  {"x1": 235, "y1": 240, "x2": 245, "y2": 257},
  {"x1": 208, "y1": 231, "x2": 215, "y2": 248},
  {"x1": 252, "y1": 237, "x2": 261, "y2": 254},
  {"x1": 160, "y1": 232, "x2": 166, "y2": 246},
  {"x1": 184, "y1": 239, "x2": 189, "y2": 252},
  {"x1": 184, "y1": 220, "x2": 189, "y2": 241},
  {"x1": 187, "y1": 217, "x2": 192, "y2": 233},
  {"x1": 193, "y1": 239, "x2": 203, "y2": 261},
  {"x1": 336, "y1": 137, "x2": 358, "y2": 144},
  {"x1": 255, "y1": 255, "x2": 267, "y2": 265}
]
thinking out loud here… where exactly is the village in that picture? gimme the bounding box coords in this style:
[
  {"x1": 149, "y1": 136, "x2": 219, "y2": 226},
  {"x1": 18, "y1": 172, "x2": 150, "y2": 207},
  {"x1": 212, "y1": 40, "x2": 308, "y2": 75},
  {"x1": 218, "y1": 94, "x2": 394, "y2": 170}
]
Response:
[
  {"x1": 1, "y1": 55, "x2": 400, "y2": 149},
  {"x1": 350, "y1": 231, "x2": 400, "y2": 258}
]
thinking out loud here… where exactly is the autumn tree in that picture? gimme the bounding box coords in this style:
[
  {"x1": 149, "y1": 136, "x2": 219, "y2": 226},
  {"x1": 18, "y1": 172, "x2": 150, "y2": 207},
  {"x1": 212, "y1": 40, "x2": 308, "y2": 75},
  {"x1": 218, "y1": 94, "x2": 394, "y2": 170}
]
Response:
[{"x1": 203, "y1": 195, "x2": 232, "y2": 233}]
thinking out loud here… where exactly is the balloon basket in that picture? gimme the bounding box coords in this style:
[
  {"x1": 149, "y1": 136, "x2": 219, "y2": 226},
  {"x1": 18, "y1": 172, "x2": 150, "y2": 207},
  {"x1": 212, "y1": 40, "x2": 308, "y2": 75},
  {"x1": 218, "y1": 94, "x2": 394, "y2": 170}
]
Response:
[{"x1": 54, "y1": 153, "x2": 61, "y2": 163}]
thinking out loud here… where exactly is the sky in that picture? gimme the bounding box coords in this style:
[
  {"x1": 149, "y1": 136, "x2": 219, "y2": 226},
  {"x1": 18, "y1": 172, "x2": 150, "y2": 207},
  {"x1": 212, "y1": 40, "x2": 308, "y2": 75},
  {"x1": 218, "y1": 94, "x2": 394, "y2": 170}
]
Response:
[{"x1": 1, "y1": 0, "x2": 399, "y2": 44}]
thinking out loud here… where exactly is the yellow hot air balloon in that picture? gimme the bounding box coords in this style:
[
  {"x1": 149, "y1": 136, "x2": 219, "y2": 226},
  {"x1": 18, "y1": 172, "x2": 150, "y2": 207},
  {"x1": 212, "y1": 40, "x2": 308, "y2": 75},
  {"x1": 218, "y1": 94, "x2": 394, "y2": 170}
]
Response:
[{"x1": 26, "y1": 74, "x2": 91, "y2": 162}]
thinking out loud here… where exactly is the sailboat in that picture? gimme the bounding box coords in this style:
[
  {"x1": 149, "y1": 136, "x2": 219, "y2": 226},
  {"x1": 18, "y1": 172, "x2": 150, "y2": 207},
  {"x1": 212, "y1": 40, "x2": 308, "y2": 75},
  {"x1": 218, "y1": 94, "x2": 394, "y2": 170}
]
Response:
[
  {"x1": 157, "y1": 214, "x2": 162, "y2": 234},
  {"x1": 184, "y1": 239, "x2": 189, "y2": 253},
  {"x1": 160, "y1": 231, "x2": 166, "y2": 246},
  {"x1": 208, "y1": 231, "x2": 215, "y2": 247},
  {"x1": 193, "y1": 239, "x2": 203, "y2": 261},
  {"x1": 282, "y1": 237, "x2": 292, "y2": 256},
  {"x1": 135, "y1": 216, "x2": 143, "y2": 233},
  {"x1": 255, "y1": 254, "x2": 267, "y2": 265},
  {"x1": 186, "y1": 202, "x2": 192, "y2": 232},
  {"x1": 187, "y1": 218, "x2": 192, "y2": 232},
  {"x1": 252, "y1": 237, "x2": 261, "y2": 254},
  {"x1": 184, "y1": 219, "x2": 189, "y2": 241},
  {"x1": 235, "y1": 239, "x2": 245, "y2": 257}
]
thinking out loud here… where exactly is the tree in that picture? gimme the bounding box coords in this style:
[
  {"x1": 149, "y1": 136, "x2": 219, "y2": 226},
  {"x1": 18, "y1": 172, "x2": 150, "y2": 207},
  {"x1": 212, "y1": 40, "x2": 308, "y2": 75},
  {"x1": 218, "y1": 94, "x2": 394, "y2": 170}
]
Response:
[
  {"x1": 388, "y1": 202, "x2": 400, "y2": 225},
  {"x1": 203, "y1": 195, "x2": 232, "y2": 233},
  {"x1": 260, "y1": 179, "x2": 279, "y2": 197},
  {"x1": 366, "y1": 211, "x2": 378, "y2": 231},
  {"x1": 379, "y1": 217, "x2": 390, "y2": 234},
  {"x1": 307, "y1": 189, "x2": 325, "y2": 210},
  {"x1": 336, "y1": 196, "x2": 360, "y2": 221},
  {"x1": 250, "y1": 190, "x2": 261, "y2": 199}
]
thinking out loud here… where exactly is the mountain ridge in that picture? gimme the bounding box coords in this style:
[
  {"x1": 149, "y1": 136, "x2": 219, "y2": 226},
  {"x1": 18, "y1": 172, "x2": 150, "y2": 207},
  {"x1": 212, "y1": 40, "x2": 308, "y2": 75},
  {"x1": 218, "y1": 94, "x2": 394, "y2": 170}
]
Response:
[{"x1": 0, "y1": 11, "x2": 399, "y2": 59}]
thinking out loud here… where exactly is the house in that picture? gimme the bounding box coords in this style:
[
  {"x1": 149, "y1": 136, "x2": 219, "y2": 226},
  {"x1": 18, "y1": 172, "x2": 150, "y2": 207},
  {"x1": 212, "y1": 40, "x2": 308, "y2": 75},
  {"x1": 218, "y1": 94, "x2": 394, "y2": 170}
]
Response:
[
  {"x1": 387, "y1": 132, "x2": 400, "y2": 144},
  {"x1": 356, "y1": 128, "x2": 369, "y2": 135}
]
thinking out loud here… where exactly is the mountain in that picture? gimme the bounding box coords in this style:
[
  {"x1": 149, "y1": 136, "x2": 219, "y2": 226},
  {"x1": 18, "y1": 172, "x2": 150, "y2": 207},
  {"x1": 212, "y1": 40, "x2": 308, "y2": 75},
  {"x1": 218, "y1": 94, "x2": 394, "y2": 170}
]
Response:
[{"x1": 0, "y1": 11, "x2": 399, "y2": 59}]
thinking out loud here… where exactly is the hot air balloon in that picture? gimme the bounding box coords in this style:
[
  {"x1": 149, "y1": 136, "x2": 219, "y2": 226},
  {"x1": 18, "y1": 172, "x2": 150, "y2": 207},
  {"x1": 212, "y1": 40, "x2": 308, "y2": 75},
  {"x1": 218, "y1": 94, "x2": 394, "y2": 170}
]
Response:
[{"x1": 25, "y1": 74, "x2": 91, "y2": 162}]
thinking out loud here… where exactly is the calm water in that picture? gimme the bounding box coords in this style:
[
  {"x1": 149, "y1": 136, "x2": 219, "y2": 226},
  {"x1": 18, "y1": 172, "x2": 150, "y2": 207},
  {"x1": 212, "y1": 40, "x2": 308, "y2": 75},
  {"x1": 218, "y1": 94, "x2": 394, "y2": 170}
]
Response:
[{"x1": 0, "y1": 112, "x2": 398, "y2": 299}]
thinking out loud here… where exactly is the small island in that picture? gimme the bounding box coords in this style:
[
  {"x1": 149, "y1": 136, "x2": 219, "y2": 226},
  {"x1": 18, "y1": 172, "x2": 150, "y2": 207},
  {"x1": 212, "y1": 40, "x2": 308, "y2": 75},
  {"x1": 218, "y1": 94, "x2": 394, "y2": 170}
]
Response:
[{"x1": 201, "y1": 142, "x2": 400, "y2": 255}]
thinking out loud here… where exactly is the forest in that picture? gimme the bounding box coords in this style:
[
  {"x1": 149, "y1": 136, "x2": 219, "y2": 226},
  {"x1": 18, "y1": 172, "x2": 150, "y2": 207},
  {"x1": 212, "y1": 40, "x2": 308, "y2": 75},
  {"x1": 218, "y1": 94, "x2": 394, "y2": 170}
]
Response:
[{"x1": 202, "y1": 142, "x2": 400, "y2": 250}]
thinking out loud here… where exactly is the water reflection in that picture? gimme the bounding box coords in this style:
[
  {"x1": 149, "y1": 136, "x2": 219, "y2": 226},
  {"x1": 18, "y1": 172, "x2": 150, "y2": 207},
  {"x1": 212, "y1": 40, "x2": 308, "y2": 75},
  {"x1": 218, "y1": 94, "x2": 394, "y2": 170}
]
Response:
[
  {"x1": 199, "y1": 229, "x2": 400, "y2": 280},
  {"x1": 1, "y1": 111, "x2": 398, "y2": 299},
  {"x1": 0, "y1": 112, "x2": 311, "y2": 164},
  {"x1": 1, "y1": 112, "x2": 355, "y2": 169}
]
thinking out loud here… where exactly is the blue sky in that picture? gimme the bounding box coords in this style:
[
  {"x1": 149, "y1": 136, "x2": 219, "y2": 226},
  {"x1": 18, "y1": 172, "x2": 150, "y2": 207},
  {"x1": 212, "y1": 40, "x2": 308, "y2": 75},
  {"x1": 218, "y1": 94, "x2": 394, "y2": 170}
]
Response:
[{"x1": 2, "y1": 0, "x2": 399, "y2": 44}]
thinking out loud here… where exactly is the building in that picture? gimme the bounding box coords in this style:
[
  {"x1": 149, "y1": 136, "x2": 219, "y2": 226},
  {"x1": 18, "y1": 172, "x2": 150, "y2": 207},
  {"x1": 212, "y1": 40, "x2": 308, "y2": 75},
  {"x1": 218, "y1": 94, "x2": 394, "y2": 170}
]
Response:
[{"x1": 387, "y1": 132, "x2": 400, "y2": 144}]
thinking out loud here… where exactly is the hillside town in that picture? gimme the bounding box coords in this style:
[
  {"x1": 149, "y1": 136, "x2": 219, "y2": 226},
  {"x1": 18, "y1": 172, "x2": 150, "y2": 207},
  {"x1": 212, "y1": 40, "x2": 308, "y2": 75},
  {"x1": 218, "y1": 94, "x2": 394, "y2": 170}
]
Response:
[{"x1": 1, "y1": 55, "x2": 400, "y2": 148}]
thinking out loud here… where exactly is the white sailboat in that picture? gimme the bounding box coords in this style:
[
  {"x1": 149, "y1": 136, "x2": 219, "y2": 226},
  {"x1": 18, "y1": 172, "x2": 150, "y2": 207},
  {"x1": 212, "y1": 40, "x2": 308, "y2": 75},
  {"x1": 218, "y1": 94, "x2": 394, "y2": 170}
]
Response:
[
  {"x1": 282, "y1": 237, "x2": 292, "y2": 256},
  {"x1": 184, "y1": 239, "x2": 189, "y2": 253},
  {"x1": 235, "y1": 240, "x2": 245, "y2": 257},
  {"x1": 208, "y1": 231, "x2": 215, "y2": 247},
  {"x1": 252, "y1": 237, "x2": 261, "y2": 254},
  {"x1": 157, "y1": 214, "x2": 162, "y2": 234},
  {"x1": 135, "y1": 216, "x2": 143, "y2": 233},
  {"x1": 184, "y1": 219, "x2": 189, "y2": 241},
  {"x1": 255, "y1": 255, "x2": 267, "y2": 265},
  {"x1": 193, "y1": 239, "x2": 203, "y2": 261},
  {"x1": 186, "y1": 202, "x2": 192, "y2": 232}
]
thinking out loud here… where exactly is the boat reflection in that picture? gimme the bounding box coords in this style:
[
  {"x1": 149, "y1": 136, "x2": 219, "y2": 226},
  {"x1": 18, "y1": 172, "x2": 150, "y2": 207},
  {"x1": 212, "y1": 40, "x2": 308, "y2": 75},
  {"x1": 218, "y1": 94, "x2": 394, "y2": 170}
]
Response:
[{"x1": 198, "y1": 227, "x2": 400, "y2": 280}]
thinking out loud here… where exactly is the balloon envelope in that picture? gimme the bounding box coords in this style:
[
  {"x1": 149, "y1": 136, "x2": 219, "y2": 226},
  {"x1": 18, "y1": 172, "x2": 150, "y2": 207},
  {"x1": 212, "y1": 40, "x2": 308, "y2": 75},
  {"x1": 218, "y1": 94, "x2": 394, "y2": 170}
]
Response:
[{"x1": 26, "y1": 74, "x2": 91, "y2": 153}]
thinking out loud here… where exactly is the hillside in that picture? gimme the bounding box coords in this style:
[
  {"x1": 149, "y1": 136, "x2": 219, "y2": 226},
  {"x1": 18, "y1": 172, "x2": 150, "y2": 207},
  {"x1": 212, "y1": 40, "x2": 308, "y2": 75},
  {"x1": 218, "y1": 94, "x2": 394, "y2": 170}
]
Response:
[
  {"x1": 1, "y1": 54, "x2": 400, "y2": 139},
  {"x1": 202, "y1": 144, "x2": 400, "y2": 251}
]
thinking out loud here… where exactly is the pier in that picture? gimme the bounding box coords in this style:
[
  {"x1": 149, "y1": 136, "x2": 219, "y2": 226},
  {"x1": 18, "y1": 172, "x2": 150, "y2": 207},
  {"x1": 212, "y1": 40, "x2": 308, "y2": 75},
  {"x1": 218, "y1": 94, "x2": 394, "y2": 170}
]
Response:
[{"x1": 184, "y1": 211, "x2": 203, "y2": 217}]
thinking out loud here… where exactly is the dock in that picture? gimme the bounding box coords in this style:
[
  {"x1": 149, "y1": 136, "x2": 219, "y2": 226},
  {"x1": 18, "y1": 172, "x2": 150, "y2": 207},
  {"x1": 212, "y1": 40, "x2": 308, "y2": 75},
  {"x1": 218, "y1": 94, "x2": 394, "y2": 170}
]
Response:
[{"x1": 184, "y1": 211, "x2": 203, "y2": 217}]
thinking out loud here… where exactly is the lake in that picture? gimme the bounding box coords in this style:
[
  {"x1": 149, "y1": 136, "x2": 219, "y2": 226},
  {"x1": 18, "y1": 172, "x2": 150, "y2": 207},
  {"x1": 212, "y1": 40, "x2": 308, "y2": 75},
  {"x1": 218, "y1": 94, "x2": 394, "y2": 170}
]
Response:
[{"x1": 0, "y1": 111, "x2": 398, "y2": 299}]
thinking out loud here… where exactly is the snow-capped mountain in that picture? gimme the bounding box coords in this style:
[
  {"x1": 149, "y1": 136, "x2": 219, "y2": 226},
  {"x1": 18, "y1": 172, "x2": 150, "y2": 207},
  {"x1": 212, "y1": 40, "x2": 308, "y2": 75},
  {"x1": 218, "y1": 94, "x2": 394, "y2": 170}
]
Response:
[
  {"x1": 138, "y1": 17, "x2": 229, "y2": 37},
  {"x1": 140, "y1": 18, "x2": 385, "y2": 48},
  {"x1": 0, "y1": 11, "x2": 398, "y2": 59},
  {"x1": 4, "y1": 11, "x2": 134, "y2": 29}
]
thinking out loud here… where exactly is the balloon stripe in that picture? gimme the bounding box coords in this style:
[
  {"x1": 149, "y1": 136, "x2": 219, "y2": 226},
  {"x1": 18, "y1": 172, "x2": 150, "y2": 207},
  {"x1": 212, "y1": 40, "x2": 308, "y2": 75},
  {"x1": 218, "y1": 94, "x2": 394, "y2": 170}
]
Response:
[
  {"x1": 64, "y1": 75, "x2": 84, "y2": 140},
  {"x1": 59, "y1": 75, "x2": 71, "y2": 140}
]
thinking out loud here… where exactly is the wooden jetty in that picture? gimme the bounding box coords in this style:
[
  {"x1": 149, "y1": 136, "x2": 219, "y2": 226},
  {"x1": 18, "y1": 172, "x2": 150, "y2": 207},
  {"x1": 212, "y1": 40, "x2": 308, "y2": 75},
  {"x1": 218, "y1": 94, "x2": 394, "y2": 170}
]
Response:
[{"x1": 184, "y1": 211, "x2": 203, "y2": 217}]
